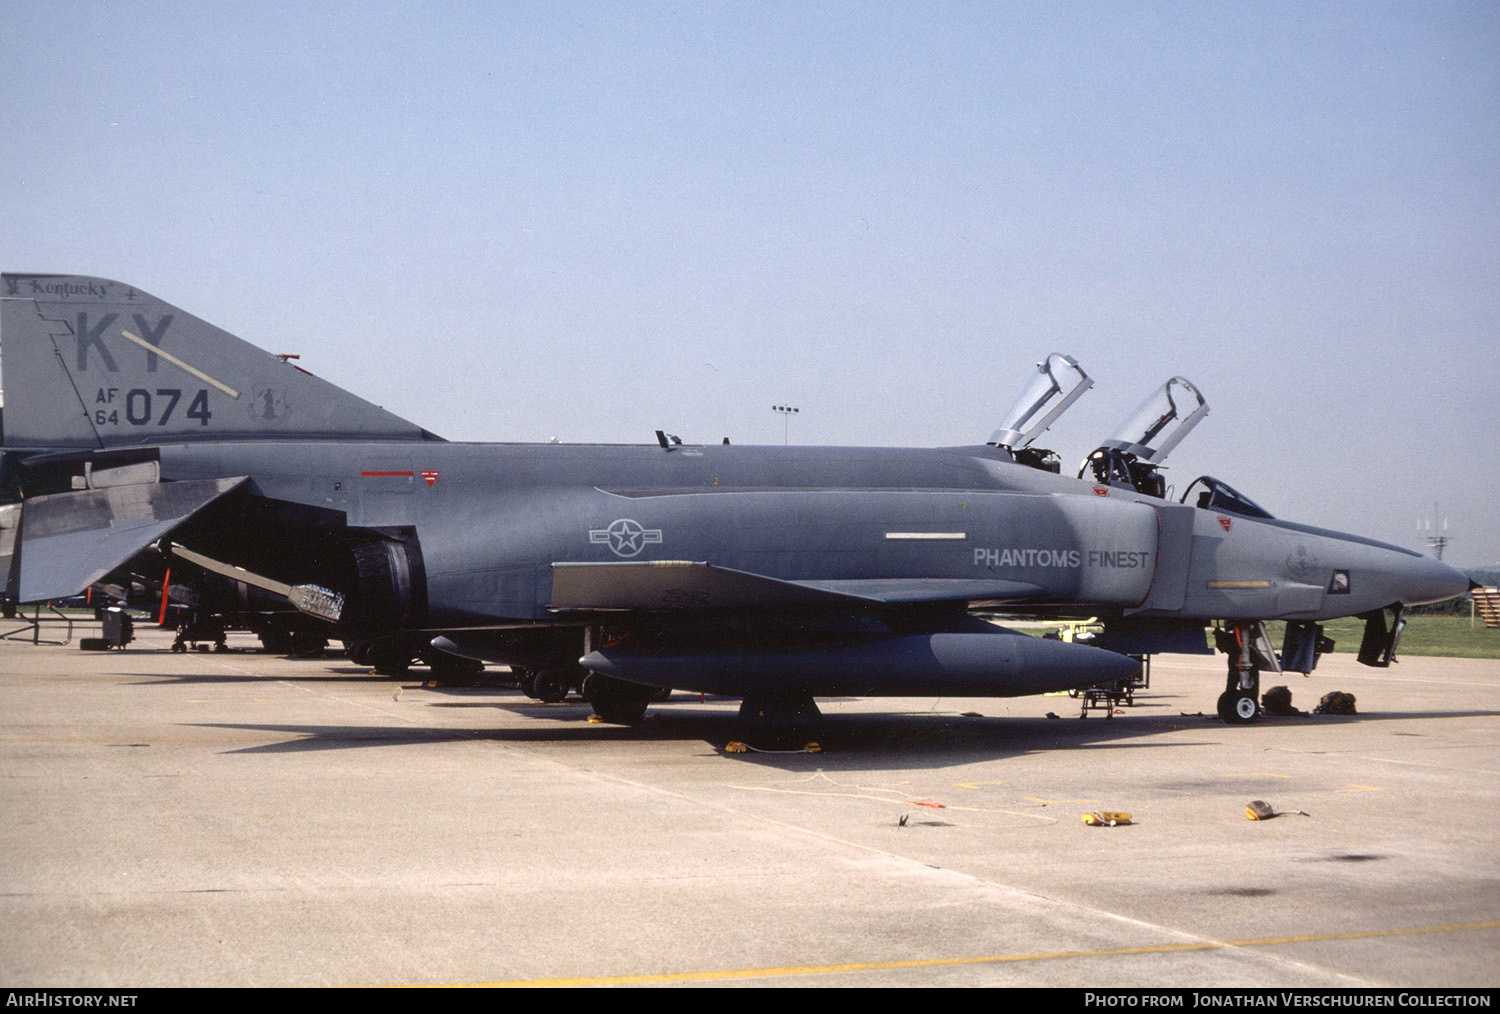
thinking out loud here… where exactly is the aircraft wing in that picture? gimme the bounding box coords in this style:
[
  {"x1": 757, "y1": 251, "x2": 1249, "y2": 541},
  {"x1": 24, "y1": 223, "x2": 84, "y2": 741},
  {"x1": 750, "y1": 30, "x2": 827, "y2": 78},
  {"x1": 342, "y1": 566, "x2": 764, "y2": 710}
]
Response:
[
  {"x1": 549, "y1": 561, "x2": 1043, "y2": 612},
  {"x1": 11, "y1": 477, "x2": 247, "y2": 602}
]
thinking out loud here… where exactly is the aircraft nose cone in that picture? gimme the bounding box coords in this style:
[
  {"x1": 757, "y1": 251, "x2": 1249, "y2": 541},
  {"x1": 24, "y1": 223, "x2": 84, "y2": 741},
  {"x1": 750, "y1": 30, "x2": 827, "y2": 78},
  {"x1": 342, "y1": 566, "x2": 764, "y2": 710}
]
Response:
[{"x1": 1400, "y1": 555, "x2": 1471, "y2": 607}]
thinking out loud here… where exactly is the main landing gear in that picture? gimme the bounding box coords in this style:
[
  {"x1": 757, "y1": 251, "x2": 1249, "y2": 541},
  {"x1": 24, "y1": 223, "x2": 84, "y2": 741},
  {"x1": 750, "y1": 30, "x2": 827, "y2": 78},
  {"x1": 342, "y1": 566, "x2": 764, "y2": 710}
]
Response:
[
  {"x1": 582, "y1": 673, "x2": 659, "y2": 724},
  {"x1": 514, "y1": 666, "x2": 577, "y2": 703},
  {"x1": 738, "y1": 693, "x2": 822, "y2": 747},
  {"x1": 355, "y1": 642, "x2": 488, "y2": 683}
]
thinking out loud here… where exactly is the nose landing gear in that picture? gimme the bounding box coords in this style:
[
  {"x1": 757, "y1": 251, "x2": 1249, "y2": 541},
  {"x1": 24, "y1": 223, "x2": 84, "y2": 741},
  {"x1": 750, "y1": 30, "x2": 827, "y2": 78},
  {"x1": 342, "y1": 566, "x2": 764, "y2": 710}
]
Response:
[
  {"x1": 1215, "y1": 622, "x2": 1279, "y2": 724},
  {"x1": 1218, "y1": 681, "x2": 1260, "y2": 724}
]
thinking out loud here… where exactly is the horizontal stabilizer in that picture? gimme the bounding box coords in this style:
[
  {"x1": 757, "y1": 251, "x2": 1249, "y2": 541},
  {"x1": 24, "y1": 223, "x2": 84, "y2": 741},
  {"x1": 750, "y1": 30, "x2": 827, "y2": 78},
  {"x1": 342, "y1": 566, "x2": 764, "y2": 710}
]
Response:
[
  {"x1": 13, "y1": 477, "x2": 246, "y2": 602},
  {"x1": 550, "y1": 561, "x2": 1043, "y2": 612}
]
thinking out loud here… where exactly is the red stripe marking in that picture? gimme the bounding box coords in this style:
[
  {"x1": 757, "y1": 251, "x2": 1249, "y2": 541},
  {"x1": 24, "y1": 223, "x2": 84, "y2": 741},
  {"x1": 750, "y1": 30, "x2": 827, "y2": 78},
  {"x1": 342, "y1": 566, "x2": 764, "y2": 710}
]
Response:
[
  {"x1": 361, "y1": 471, "x2": 414, "y2": 477},
  {"x1": 158, "y1": 567, "x2": 171, "y2": 626}
]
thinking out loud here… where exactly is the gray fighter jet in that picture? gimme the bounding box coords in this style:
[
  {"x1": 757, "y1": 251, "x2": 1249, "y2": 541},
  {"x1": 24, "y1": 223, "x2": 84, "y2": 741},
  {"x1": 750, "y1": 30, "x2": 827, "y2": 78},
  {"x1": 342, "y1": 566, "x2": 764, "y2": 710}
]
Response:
[{"x1": 0, "y1": 275, "x2": 1470, "y2": 727}]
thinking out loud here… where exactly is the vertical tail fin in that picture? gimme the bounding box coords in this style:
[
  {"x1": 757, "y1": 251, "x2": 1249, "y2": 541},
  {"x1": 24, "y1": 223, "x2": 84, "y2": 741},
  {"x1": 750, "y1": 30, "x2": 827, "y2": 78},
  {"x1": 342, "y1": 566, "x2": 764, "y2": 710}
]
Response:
[{"x1": 1, "y1": 274, "x2": 440, "y2": 449}]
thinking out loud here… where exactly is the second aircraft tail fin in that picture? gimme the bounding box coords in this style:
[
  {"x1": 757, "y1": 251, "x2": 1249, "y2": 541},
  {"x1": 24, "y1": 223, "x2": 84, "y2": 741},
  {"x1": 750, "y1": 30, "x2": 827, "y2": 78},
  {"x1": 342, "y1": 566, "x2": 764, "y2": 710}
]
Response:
[{"x1": 1, "y1": 274, "x2": 441, "y2": 450}]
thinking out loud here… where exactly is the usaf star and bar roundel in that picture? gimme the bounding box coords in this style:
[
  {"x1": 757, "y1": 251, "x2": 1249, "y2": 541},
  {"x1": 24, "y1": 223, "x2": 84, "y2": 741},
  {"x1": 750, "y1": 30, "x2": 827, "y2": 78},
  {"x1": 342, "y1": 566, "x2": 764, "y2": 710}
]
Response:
[{"x1": 589, "y1": 518, "x2": 664, "y2": 558}]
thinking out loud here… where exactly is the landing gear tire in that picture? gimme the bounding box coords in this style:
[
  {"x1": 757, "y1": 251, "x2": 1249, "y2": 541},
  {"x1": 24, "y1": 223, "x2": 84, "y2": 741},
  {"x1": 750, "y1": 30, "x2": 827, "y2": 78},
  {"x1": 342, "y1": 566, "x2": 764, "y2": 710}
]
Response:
[
  {"x1": 583, "y1": 673, "x2": 654, "y2": 724},
  {"x1": 260, "y1": 626, "x2": 327, "y2": 656},
  {"x1": 515, "y1": 669, "x2": 539, "y2": 699},
  {"x1": 1218, "y1": 690, "x2": 1259, "y2": 724},
  {"x1": 593, "y1": 698, "x2": 649, "y2": 724},
  {"x1": 738, "y1": 693, "x2": 822, "y2": 748},
  {"x1": 425, "y1": 652, "x2": 485, "y2": 684},
  {"x1": 370, "y1": 647, "x2": 413, "y2": 677},
  {"x1": 532, "y1": 669, "x2": 571, "y2": 703},
  {"x1": 287, "y1": 631, "x2": 327, "y2": 657}
]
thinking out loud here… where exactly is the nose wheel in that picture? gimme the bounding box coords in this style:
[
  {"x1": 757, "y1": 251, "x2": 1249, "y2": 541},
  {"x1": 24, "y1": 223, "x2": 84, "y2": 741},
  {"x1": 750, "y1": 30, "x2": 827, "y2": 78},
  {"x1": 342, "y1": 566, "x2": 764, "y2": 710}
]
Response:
[{"x1": 1218, "y1": 686, "x2": 1260, "y2": 724}]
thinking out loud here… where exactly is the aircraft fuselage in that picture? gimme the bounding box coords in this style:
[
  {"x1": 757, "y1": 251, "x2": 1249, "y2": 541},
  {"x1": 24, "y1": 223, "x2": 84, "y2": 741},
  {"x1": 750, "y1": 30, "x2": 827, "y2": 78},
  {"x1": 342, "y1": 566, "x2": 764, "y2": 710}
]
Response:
[{"x1": 150, "y1": 439, "x2": 1461, "y2": 629}]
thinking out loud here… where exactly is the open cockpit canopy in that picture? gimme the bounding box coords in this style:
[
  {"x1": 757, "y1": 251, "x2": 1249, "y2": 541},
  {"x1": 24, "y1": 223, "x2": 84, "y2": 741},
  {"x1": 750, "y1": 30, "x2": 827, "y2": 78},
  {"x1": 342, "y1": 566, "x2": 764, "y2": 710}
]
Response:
[
  {"x1": 989, "y1": 353, "x2": 1093, "y2": 451},
  {"x1": 1098, "y1": 376, "x2": 1208, "y2": 464}
]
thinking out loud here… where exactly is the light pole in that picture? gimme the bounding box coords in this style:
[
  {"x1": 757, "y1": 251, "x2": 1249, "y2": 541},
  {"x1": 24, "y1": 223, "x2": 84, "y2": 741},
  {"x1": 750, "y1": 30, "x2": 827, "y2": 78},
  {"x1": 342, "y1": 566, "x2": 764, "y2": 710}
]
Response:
[{"x1": 772, "y1": 404, "x2": 799, "y2": 446}]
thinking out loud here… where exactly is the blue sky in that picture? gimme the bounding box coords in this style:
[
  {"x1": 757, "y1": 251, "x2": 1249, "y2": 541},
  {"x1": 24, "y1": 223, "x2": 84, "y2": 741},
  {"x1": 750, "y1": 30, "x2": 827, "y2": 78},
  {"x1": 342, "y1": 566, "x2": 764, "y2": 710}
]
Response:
[{"x1": 3, "y1": 2, "x2": 1497, "y2": 565}]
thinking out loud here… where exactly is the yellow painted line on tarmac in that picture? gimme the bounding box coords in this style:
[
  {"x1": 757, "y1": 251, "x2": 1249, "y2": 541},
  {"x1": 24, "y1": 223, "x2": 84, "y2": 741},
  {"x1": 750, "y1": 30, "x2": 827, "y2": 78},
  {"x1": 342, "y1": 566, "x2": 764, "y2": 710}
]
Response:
[
  {"x1": 1338, "y1": 784, "x2": 1383, "y2": 793},
  {"x1": 415, "y1": 920, "x2": 1500, "y2": 988}
]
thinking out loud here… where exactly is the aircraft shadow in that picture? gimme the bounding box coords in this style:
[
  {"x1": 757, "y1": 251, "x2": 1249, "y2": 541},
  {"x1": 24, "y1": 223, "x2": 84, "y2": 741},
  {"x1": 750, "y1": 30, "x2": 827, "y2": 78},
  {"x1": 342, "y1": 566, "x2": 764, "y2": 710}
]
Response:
[
  {"x1": 1252, "y1": 708, "x2": 1500, "y2": 724},
  {"x1": 124, "y1": 672, "x2": 399, "y2": 685},
  {"x1": 189, "y1": 706, "x2": 1210, "y2": 769},
  {"x1": 720, "y1": 711, "x2": 1214, "y2": 770},
  {"x1": 184, "y1": 695, "x2": 1500, "y2": 769}
]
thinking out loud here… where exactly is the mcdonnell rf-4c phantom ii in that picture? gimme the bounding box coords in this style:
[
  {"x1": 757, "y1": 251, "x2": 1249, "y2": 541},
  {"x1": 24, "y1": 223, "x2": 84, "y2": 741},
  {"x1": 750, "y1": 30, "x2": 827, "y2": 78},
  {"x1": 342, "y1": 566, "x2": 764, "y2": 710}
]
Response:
[{"x1": 0, "y1": 275, "x2": 1471, "y2": 728}]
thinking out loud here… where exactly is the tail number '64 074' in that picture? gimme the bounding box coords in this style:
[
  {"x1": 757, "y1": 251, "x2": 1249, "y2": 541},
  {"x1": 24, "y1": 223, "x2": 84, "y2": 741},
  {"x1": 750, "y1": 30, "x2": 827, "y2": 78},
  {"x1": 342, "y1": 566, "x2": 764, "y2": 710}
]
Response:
[{"x1": 93, "y1": 387, "x2": 211, "y2": 427}]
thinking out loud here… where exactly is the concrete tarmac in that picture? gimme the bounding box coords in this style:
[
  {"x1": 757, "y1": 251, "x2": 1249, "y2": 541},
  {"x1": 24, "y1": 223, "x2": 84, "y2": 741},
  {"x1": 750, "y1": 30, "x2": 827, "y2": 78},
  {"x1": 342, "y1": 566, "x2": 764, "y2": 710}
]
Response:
[{"x1": 1, "y1": 625, "x2": 1497, "y2": 987}]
